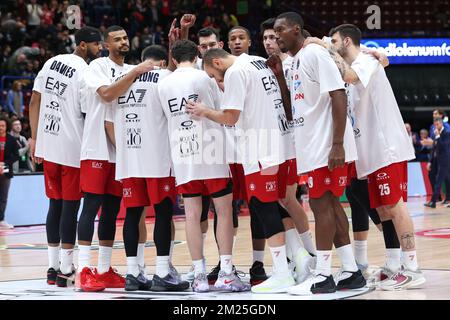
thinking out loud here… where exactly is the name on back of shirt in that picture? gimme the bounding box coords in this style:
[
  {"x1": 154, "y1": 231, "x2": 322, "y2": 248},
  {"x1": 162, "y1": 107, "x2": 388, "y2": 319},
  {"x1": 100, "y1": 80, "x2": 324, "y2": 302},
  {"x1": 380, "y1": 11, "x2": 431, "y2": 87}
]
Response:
[{"x1": 49, "y1": 60, "x2": 76, "y2": 78}]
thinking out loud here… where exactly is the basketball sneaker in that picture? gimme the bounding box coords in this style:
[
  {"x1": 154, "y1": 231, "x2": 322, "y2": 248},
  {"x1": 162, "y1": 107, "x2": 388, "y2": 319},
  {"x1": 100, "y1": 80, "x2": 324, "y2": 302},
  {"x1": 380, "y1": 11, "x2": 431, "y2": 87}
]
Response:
[
  {"x1": 192, "y1": 273, "x2": 210, "y2": 293},
  {"x1": 75, "y1": 267, "x2": 105, "y2": 292},
  {"x1": 169, "y1": 262, "x2": 182, "y2": 282},
  {"x1": 288, "y1": 272, "x2": 336, "y2": 295},
  {"x1": 367, "y1": 265, "x2": 397, "y2": 288},
  {"x1": 207, "y1": 262, "x2": 221, "y2": 285},
  {"x1": 379, "y1": 268, "x2": 426, "y2": 291},
  {"x1": 249, "y1": 261, "x2": 268, "y2": 286},
  {"x1": 293, "y1": 248, "x2": 316, "y2": 284},
  {"x1": 125, "y1": 272, "x2": 152, "y2": 291},
  {"x1": 356, "y1": 262, "x2": 369, "y2": 278},
  {"x1": 214, "y1": 270, "x2": 251, "y2": 292},
  {"x1": 186, "y1": 264, "x2": 195, "y2": 282},
  {"x1": 56, "y1": 268, "x2": 75, "y2": 287},
  {"x1": 0, "y1": 220, "x2": 14, "y2": 229},
  {"x1": 47, "y1": 268, "x2": 58, "y2": 285},
  {"x1": 151, "y1": 273, "x2": 190, "y2": 292},
  {"x1": 94, "y1": 267, "x2": 125, "y2": 288},
  {"x1": 251, "y1": 272, "x2": 295, "y2": 294},
  {"x1": 334, "y1": 269, "x2": 366, "y2": 290}
]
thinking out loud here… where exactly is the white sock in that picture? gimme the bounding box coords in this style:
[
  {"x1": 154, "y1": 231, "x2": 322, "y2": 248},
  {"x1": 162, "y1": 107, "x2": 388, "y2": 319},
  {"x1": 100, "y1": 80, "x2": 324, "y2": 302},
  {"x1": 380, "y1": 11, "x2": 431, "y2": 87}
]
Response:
[
  {"x1": 97, "y1": 246, "x2": 112, "y2": 274},
  {"x1": 316, "y1": 250, "x2": 332, "y2": 276},
  {"x1": 269, "y1": 245, "x2": 289, "y2": 274},
  {"x1": 299, "y1": 230, "x2": 316, "y2": 255},
  {"x1": 169, "y1": 240, "x2": 175, "y2": 262},
  {"x1": 77, "y1": 245, "x2": 91, "y2": 271},
  {"x1": 285, "y1": 228, "x2": 303, "y2": 260},
  {"x1": 336, "y1": 244, "x2": 358, "y2": 272},
  {"x1": 354, "y1": 240, "x2": 368, "y2": 266},
  {"x1": 137, "y1": 243, "x2": 145, "y2": 267},
  {"x1": 48, "y1": 246, "x2": 60, "y2": 270},
  {"x1": 156, "y1": 256, "x2": 170, "y2": 278},
  {"x1": 385, "y1": 248, "x2": 402, "y2": 272},
  {"x1": 193, "y1": 259, "x2": 205, "y2": 276},
  {"x1": 60, "y1": 249, "x2": 74, "y2": 274},
  {"x1": 127, "y1": 257, "x2": 139, "y2": 277},
  {"x1": 402, "y1": 250, "x2": 418, "y2": 271},
  {"x1": 220, "y1": 255, "x2": 233, "y2": 274},
  {"x1": 253, "y1": 250, "x2": 265, "y2": 264}
]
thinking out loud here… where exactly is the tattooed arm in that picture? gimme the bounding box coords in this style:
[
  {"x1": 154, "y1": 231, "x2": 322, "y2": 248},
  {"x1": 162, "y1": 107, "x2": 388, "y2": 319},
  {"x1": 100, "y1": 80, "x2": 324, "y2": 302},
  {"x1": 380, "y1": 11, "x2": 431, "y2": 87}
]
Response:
[{"x1": 327, "y1": 48, "x2": 360, "y2": 85}]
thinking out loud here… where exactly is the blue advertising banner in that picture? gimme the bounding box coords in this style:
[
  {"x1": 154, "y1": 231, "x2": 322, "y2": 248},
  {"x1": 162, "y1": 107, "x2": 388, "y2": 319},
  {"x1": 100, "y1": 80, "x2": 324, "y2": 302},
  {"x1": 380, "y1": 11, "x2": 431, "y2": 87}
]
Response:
[{"x1": 362, "y1": 38, "x2": 450, "y2": 64}]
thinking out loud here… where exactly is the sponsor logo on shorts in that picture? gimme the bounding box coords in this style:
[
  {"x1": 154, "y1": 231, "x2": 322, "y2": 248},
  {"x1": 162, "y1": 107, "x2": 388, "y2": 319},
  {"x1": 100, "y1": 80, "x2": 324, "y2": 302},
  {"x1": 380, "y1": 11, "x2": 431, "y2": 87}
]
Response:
[
  {"x1": 376, "y1": 172, "x2": 389, "y2": 181},
  {"x1": 338, "y1": 176, "x2": 347, "y2": 187},
  {"x1": 324, "y1": 177, "x2": 331, "y2": 185},
  {"x1": 163, "y1": 184, "x2": 170, "y2": 192},
  {"x1": 91, "y1": 162, "x2": 103, "y2": 169},
  {"x1": 249, "y1": 183, "x2": 256, "y2": 191},
  {"x1": 308, "y1": 176, "x2": 313, "y2": 188},
  {"x1": 123, "y1": 188, "x2": 132, "y2": 197},
  {"x1": 266, "y1": 181, "x2": 277, "y2": 192}
]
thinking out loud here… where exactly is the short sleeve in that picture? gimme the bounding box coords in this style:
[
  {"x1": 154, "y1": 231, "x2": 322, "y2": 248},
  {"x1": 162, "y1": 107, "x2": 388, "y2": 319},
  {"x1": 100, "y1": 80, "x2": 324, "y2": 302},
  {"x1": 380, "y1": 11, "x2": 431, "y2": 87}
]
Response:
[
  {"x1": 221, "y1": 68, "x2": 247, "y2": 111},
  {"x1": 84, "y1": 60, "x2": 110, "y2": 92},
  {"x1": 33, "y1": 69, "x2": 45, "y2": 93},
  {"x1": 351, "y1": 53, "x2": 379, "y2": 88},
  {"x1": 303, "y1": 44, "x2": 345, "y2": 94}
]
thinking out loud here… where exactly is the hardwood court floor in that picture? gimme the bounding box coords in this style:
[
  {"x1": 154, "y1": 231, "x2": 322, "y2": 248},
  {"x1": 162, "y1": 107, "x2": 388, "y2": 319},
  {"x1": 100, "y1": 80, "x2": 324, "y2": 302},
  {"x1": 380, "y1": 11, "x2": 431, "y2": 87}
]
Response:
[{"x1": 0, "y1": 197, "x2": 449, "y2": 300}]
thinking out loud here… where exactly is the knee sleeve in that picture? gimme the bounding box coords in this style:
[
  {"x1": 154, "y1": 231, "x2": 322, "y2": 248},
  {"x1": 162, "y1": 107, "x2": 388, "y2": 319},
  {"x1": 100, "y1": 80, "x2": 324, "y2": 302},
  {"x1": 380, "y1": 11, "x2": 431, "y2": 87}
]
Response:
[
  {"x1": 381, "y1": 220, "x2": 400, "y2": 249},
  {"x1": 77, "y1": 193, "x2": 103, "y2": 242},
  {"x1": 98, "y1": 194, "x2": 122, "y2": 241},
  {"x1": 60, "y1": 200, "x2": 81, "y2": 245},
  {"x1": 200, "y1": 195, "x2": 210, "y2": 222},
  {"x1": 249, "y1": 200, "x2": 265, "y2": 240},
  {"x1": 368, "y1": 208, "x2": 381, "y2": 226},
  {"x1": 123, "y1": 206, "x2": 144, "y2": 257},
  {"x1": 346, "y1": 186, "x2": 369, "y2": 232},
  {"x1": 153, "y1": 198, "x2": 173, "y2": 256},
  {"x1": 46, "y1": 199, "x2": 63, "y2": 244},
  {"x1": 250, "y1": 197, "x2": 285, "y2": 239},
  {"x1": 278, "y1": 203, "x2": 290, "y2": 219}
]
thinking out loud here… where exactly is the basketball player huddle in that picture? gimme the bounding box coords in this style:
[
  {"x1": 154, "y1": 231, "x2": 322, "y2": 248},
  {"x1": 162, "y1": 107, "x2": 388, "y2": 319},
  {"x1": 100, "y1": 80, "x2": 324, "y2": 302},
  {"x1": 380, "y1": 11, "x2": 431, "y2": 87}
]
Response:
[{"x1": 29, "y1": 11, "x2": 425, "y2": 295}]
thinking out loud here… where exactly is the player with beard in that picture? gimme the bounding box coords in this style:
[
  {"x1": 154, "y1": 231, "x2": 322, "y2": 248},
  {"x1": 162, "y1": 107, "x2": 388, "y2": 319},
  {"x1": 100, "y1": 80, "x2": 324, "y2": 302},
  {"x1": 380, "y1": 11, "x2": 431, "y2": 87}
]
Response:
[
  {"x1": 75, "y1": 26, "x2": 131, "y2": 291},
  {"x1": 29, "y1": 27, "x2": 102, "y2": 287}
]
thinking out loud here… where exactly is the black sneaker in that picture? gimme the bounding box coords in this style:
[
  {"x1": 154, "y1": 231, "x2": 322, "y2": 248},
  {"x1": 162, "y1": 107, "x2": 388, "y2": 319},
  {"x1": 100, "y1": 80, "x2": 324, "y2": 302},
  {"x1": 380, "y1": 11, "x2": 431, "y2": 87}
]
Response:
[
  {"x1": 125, "y1": 273, "x2": 152, "y2": 291},
  {"x1": 151, "y1": 273, "x2": 190, "y2": 292},
  {"x1": 336, "y1": 269, "x2": 367, "y2": 290},
  {"x1": 56, "y1": 270, "x2": 75, "y2": 287},
  {"x1": 424, "y1": 201, "x2": 436, "y2": 208},
  {"x1": 310, "y1": 274, "x2": 337, "y2": 294},
  {"x1": 47, "y1": 268, "x2": 58, "y2": 285},
  {"x1": 249, "y1": 261, "x2": 268, "y2": 286},
  {"x1": 207, "y1": 262, "x2": 221, "y2": 285}
]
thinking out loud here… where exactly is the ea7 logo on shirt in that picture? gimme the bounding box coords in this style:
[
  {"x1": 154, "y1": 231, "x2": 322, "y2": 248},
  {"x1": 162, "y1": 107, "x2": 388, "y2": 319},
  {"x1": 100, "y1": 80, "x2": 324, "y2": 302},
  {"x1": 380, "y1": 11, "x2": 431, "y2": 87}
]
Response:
[
  {"x1": 168, "y1": 94, "x2": 199, "y2": 114},
  {"x1": 118, "y1": 89, "x2": 147, "y2": 105},
  {"x1": 261, "y1": 75, "x2": 279, "y2": 94},
  {"x1": 265, "y1": 181, "x2": 277, "y2": 192},
  {"x1": 123, "y1": 188, "x2": 132, "y2": 198},
  {"x1": 376, "y1": 172, "x2": 389, "y2": 181},
  {"x1": 45, "y1": 77, "x2": 68, "y2": 96},
  {"x1": 91, "y1": 162, "x2": 103, "y2": 169}
]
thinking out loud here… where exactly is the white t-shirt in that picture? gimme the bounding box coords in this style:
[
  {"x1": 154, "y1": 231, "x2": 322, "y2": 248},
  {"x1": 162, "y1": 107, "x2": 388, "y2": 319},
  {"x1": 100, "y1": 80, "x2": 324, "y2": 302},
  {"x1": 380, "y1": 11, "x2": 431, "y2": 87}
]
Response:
[
  {"x1": 33, "y1": 54, "x2": 86, "y2": 168},
  {"x1": 281, "y1": 55, "x2": 296, "y2": 160},
  {"x1": 158, "y1": 67, "x2": 229, "y2": 186},
  {"x1": 221, "y1": 53, "x2": 290, "y2": 175},
  {"x1": 350, "y1": 52, "x2": 415, "y2": 178},
  {"x1": 107, "y1": 68, "x2": 173, "y2": 180},
  {"x1": 290, "y1": 44, "x2": 358, "y2": 174},
  {"x1": 80, "y1": 57, "x2": 131, "y2": 163}
]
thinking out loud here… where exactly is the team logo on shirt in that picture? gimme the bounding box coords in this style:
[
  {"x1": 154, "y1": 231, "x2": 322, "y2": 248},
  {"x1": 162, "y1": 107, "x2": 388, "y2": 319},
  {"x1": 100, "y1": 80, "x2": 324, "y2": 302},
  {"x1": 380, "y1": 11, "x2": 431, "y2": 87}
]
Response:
[
  {"x1": 308, "y1": 177, "x2": 313, "y2": 188},
  {"x1": 376, "y1": 172, "x2": 389, "y2": 181},
  {"x1": 249, "y1": 183, "x2": 256, "y2": 191},
  {"x1": 324, "y1": 177, "x2": 331, "y2": 185},
  {"x1": 163, "y1": 184, "x2": 171, "y2": 192},
  {"x1": 123, "y1": 188, "x2": 132, "y2": 197},
  {"x1": 265, "y1": 181, "x2": 277, "y2": 192},
  {"x1": 338, "y1": 176, "x2": 347, "y2": 187}
]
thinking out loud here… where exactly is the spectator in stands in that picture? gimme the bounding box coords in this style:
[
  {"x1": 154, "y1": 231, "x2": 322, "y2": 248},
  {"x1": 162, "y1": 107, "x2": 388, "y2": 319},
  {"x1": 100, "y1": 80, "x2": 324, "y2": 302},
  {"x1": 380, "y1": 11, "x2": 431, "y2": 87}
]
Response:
[
  {"x1": 0, "y1": 116, "x2": 19, "y2": 229},
  {"x1": 19, "y1": 117, "x2": 31, "y2": 140},
  {"x1": 26, "y1": 0, "x2": 43, "y2": 30},
  {"x1": 415, "y1": 129, "x2": 432, "y2": 162},
  {"x1": 405, "y1": 122, "x2": 420, "y2": 157},
  {"x1": 425, "y1": 117, "x2": 450, "y2": 208},
  {"x1": 5, "y1": 81, "x2": 25, "y2": 117},
  {"x1": 10, "y1": 118, "x2": 32, "y2": 173}
]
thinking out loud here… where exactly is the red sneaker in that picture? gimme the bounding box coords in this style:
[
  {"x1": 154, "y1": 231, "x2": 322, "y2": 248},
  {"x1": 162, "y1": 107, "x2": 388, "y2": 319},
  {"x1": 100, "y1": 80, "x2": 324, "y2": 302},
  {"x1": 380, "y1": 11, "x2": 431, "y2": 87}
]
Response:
[
  {"x1": 75, "y1": 267, "x2": 106, "y2": 292},
  {"x1": 95, "y1": 267, "x2": 125, "y2": 288}
]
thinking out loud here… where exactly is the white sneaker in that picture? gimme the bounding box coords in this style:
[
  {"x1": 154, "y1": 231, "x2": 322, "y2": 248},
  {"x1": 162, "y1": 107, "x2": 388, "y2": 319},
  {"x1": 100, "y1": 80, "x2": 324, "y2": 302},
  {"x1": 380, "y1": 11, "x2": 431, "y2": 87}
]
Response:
[
  {"x1": 192, "y1": 273, "x2": 210, "y2": 293},
  {"x1": 169, "y1": 262, "x2": 182, "y2": 282},
  {"x1": 0, "y1": 220, "x2": 14, "y2": 229},
  {"x1": 293, "y1": 248, "x2": 315, "y2": 284},
  {"x1": 214, "y1": 270, "x2": 251, "y2": 292},
  {"x1": 288, "y1": 272, "x2": 336, "y2": 295},
  {"x1": 367, "y1": 265, "x2": 397, "y2": 288},
  {"x1": 138, "y1": 264, "x2": 148, "y2": 279},
  {"x1": 186, "y1": 265, "x2": 195, "y2": 282},
  {"x1": 251, "y1": 272, "x2": 295, "y2": 294},
  {"x1": 379, "y1": 268, "x2": 426, "y2": 291}
]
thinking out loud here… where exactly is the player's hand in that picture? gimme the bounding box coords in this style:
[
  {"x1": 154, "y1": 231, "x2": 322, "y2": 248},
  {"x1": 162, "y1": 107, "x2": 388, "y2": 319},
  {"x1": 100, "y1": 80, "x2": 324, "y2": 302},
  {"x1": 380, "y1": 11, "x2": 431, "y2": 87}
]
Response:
[
  {"x1": 134, "y1": 59, "x2": 155, "y2": 75},
  {"x1": 266, "y1": 54, "x2": 283, "y2": 77},
  {"x1": 362, "y1": 48, "x2": 390, "y2": 67},
  {"x1": 186, "y1": 100, "x2": 210, "y2": 119},
  {"x1": 168, "y1": 18, "x2": 180, "y2": 47},
  {"x1": 29, "y1": 138, "x2": 43, "y2": 164},
  {"x1": 180, "y1": 14, "x2": 196, "y2": 29},
  {"x1": 328, "y1": 143, "x2": 345, "y2": 171},
  {"x1": 303, "y1": 36, "x2": 328, "y2": 49}
]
